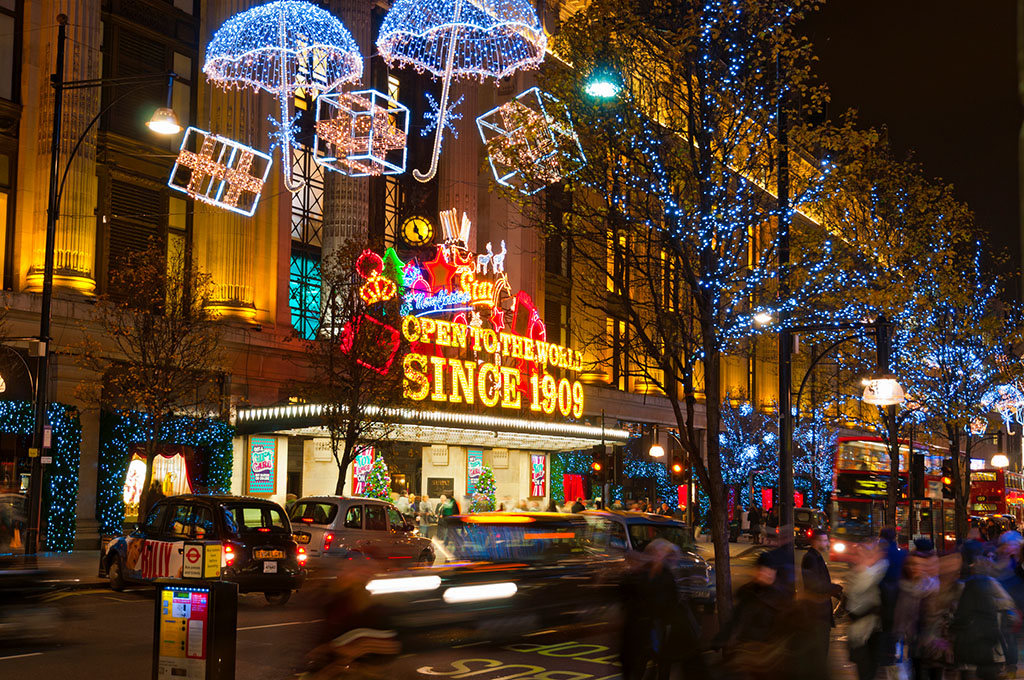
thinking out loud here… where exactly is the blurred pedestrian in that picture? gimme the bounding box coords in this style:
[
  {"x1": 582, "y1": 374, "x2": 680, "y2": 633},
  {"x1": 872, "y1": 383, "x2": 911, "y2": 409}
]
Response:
[
  {"x1": 748, "y1": 504, "x2": 763, "y2": 544},
  {"x1": 571, "y1": 497, "x2": 586, "y2": 513},
  {"x1": 764, "y1": 526, "x2": 796, "y2": 594},
  {"x1": 879, "y1": 526, "x2": 907, "y2": 669},
  {"x1": 658, "y1": 501, "x2": 672, "y2": 516},
  {"x1": 716, "y1": 551, "x2": 793, "y2": 679},
  {"x1": 798, "y1": 529, "x2": 843, "y2": 679},
  {"x1": 895, "y1": 538, "x2": 944, "y2": 680},
  {"x1": 995, "y1": 531, "x2": 1024, "y2": 676},
  {"x1": 951, "y1": 557, "x2": 1018, "y2": 680},
  {"x1": 845, "y1": 540, "x2": 888, "y2": 680},
  {"x1": 415, "y1": 497, "x2": 432, "y2": 538}
]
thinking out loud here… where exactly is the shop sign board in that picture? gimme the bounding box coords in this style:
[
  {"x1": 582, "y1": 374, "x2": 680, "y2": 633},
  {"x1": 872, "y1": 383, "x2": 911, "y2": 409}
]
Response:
[
  {"x1": 467, "y1": 450, "x2": 484, "y2": 495},
  {"x1": 352, "y1": 448, "x2": 375, "y2": 496},
  {"x1": 247, "y1": 436, "x2": 277, "y2": 494},
  {"x1": 529, "y1": 454, "x2": 546, "y2": 498},
  {"x1": 428, "y1": 477, "x2": 455, "y2": 498}
]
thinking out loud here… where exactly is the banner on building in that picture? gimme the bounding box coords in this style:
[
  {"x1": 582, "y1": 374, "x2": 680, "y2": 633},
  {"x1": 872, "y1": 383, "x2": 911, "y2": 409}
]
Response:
[
  {"x1": 530, "y1": 454, "x2": 546, "y2": 498},
  {"x1": 467, "y1": 449, "x2": 484, "y2": 495},
  {"x1": 352, "y1": 447, "x2": 375, "y2": 496},
  {"x1": 247, "y1": 436, "x2": 277, "y2": 494}
]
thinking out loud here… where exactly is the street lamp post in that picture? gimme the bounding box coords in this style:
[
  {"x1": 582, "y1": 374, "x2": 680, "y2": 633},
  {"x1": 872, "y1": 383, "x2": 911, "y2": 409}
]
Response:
[{"x1": 26, "y1": 15, "x2": 182, "y2": 554}]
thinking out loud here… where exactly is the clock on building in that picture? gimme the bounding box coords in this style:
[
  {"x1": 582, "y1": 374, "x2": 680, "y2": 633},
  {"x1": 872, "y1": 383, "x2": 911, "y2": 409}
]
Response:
[{"x1": 401, "y1": 215, "x2": 434, "y2": 246}]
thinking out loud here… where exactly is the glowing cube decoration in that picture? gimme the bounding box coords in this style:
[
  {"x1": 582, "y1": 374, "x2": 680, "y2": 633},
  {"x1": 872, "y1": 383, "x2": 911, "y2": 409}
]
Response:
[
  {"x1": 476, "y1": 87, "x2": 586, "y2": 195},
  {"x1": 168, "y1": 127, "x2": 273, "y2": 216},
  {"x1": 314, "y1": 89, "x2": 409, "y2": 176}
]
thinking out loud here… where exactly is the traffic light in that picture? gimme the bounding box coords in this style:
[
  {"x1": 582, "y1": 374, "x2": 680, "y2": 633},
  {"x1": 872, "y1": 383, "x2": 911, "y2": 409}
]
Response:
[
  {"x1": 670, "y1": 457, "x2": 685, "y2": 484},
  {"x1": 591, "y1": 444, "x2": 605, "y2": 474},
  {"x1": 911, "y1": 453, "x2": 925, "y2": 499},
  {"x1": 941, "y1": 458, "x2": 954, "y2": 500}
]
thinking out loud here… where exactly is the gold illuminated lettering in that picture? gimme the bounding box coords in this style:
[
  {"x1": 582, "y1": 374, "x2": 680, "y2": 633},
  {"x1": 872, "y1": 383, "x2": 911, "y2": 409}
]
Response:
[
  {"x1": 500, "y1": 367, "x2": 522, "y2": 409},
  {"x1": 403, "y1": 354, "x2": 429, "y2": 400},
  {"x1": 450, "y1": 360, "x2": 476, "y2": 405},
  {"x1": 430, "y1": 356, "x2": 447, "y2": 402},
  {"x1": 420, "y1": 318, "x2": 436, "y2": 344},
  {"x1": 436, "y1": 320, "x2": 451, "y2": 347},
  {"x1": 478, "y1": 363, "x2": 501, "y2": 408},
  {"x1": 450, "y1": 323, "x2": 468, "y2": 349},
  {"x1": 402, "y1": 316, "x2": 420, "y2": 343},
  {"x1": 483, "y1": 330, "x2": 499, "y2": 354}
]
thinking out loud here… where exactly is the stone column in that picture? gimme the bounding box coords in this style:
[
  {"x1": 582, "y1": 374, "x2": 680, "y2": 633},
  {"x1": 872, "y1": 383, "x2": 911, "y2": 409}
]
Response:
[{"x1": 26, "y1": 0, "x2": 102, "y2": 296}]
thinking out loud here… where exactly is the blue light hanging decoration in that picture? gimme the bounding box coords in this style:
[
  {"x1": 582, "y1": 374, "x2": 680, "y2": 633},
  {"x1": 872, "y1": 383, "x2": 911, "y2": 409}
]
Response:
[
  {"x1": 376, "y1": 0, "x2": 546, "y2": 182},
  {"x1": 477, "y1": 87, "x2": 586, "y2": 195},
  {"x1": 204, "y1": 0, "x2": 363, "y2": 192}
]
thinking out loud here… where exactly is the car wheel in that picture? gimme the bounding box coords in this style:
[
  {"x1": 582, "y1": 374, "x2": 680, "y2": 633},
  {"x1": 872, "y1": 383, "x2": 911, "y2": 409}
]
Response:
[
  {"x1": 417, "y1": 550, "x2": 434, "y2": 566},
  {"x1": 264, "y1": 590, "x2": 291, "y2": 605},
  {"x1": 108, "y1": 555, "x2": 126, "y2": 592}
]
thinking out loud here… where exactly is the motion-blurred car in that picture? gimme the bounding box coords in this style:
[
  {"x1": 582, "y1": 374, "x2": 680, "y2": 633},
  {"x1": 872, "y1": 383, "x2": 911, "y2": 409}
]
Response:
[
  {"x1": 582, "y1": 510, "x2": 716, "y2": 610},
  {"x1": 288, "y1": 495, "x2": 433, "y2": 565},
  {"x1": 100, "y1": 494, "x2": 306, "y2": 604},
  {"x1": 361, "y1": 512, "x2": 622, "y2": 648}
]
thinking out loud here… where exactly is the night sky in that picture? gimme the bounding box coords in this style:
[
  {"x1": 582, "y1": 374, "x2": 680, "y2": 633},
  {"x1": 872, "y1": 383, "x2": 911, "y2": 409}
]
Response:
[{"x1": 804, "y1": 2, "x2": 1021, "y2": 279}]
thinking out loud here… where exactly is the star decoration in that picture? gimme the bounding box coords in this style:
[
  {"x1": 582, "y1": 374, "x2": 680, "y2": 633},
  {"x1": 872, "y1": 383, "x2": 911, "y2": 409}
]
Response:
[
  {"x1": 490, "y1": 308, "x2": 506, "y2": 331},
  {"x1": 423, "y1": 92, "x2": 464, "y2": 140},
  {"x1": 424, "y1": 249, "x2": 458, "y2": 291}
]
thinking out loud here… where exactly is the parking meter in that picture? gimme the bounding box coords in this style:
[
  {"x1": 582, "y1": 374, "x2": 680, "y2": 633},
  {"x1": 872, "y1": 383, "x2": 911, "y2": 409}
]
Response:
[{"x1": 153, "y1": 579, "x2": 237, "y2": 680}]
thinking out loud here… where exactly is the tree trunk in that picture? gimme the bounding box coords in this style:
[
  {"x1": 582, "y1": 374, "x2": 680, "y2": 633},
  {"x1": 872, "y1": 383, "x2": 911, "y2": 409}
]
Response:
[
  {"x1": 703, "y1": 348, "x2": 734, "y2": 626},
  {"x1": 138, "y1": 435, "x2": 159, "y2": 525},
  {"x1": 952, "y1": 429, "x2": 968, "y2": 542}
]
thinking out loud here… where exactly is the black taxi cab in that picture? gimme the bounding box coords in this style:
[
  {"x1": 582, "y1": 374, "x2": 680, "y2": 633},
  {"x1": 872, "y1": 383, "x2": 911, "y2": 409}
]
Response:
[{"x1": 99, "y1": 494, "x2": 306, "y2": 604}]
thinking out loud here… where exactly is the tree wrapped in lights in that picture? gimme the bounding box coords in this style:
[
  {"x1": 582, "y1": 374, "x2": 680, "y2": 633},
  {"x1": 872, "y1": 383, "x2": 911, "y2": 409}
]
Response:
[
  {"x1": 537, "y1": 0, "x2": 869, "y2": 621},
  {"x1": 364, "y1": 455, "x2": 392, "y2": 501},
  {"x1": 793, "y1": 408, "x2": 837, "y2": 510},
  {"x1": 719, "y1": 399, "x2": 777, "y2": 507},
  {"x1": 470, "y1": 465, "x2": 497, "y2": 513},
  {"x1": 297, "y1": 241, "x2": 408, "y2": 495}
]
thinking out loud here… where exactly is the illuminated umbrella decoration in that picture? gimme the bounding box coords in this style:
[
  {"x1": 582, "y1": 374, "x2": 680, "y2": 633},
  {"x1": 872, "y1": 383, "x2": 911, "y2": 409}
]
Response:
[
  {"x1": 203, "y1": 0, "x2": 363, "y2": 192},
  {"x1": 376, "y1": 0, "x2": 547, "y2": 182}
]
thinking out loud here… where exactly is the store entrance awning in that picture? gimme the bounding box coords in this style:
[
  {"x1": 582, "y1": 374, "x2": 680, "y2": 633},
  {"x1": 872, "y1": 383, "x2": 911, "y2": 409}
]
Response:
[{"x1": 235, "y1": 404, "x2": 630, "y2": 452}]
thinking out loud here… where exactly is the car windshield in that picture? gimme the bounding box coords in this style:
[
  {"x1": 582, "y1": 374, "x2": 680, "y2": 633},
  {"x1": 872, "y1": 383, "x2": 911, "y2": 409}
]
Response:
[
  {"x1": 447, "y1": 521, "x2": 587, "y2": 563},
  {"x1": 222, "y1": 504, "x2": 289, "y2": 535},
  {"x1": 289, "y1": 501, "x2": 338, "y2": 526},
  {"x1": 628, "y1": 523, "x2": 695, "y2": 552},
  {"x1": 794, "y1": 510, "x2": 817, "y2": 525}
]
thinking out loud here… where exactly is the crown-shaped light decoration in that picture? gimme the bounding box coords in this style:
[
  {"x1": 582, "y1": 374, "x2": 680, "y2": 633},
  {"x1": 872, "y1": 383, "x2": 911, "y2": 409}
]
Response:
[{"x1": 356, "y1": 250, "x2": 398, "y2": 305}]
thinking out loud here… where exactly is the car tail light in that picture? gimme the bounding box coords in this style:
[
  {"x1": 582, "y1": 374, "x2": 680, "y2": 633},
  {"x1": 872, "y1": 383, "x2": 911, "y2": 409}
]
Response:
[
  {"x1": 324, "y1": 533, "x2": 334, "y2": 551},
  {"x1": 224, "y1": 543, "x2": 236, "y2": 566},
  {"x1": 257, "y1": 527, "x2": 271, "y2": 533},
  {"x1": 806, "y1": 528, "x2": 813, "y2": 538},
  {"x1": 297, "y1": 547, "x2": 308, "y2": 565}
]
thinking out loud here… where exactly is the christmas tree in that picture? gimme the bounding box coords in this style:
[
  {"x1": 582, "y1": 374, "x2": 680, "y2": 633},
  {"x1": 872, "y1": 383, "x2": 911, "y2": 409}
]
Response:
[
  {"x1": 470, "y1": 465, "x2": 497, "y2": 513},
  {"x1": 364, "y1": 455, "x2": 391, "y2": 501}
]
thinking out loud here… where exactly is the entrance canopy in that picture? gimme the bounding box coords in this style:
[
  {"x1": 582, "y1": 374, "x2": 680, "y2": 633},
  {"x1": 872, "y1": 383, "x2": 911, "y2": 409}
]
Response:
[{"x1": 235, "y1": 403, "x2": 629, "y2": 451}]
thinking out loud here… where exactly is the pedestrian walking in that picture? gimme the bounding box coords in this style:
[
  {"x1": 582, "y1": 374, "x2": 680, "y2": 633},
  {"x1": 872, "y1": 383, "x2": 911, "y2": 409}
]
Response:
[
  {"x1": 879, "y1": 526, "x2": 908, "y2": 670},
  {"x1": 570, "y1": 497, "x2": 586, "y2": 513},
  {"x1": 951, "y1": 557, "x2": 1018, "y2": 680},
  {"x1": 716, "y1": 551, "x2": 793, "y2": 679},
  {"x1": 798, "y1": 528, "x2": 843, "y2": 679},
  {"x1": 415, "y1": 496, "x2": 432, "y2": 538},
  {"x1": 748, "y1": 504, "x2": 762, "y2": 544},
  {"x1": 894, "y1": 538, "x2": 945, "y2": 680},
  {"x1": 845, "y1": 540, "x2": 889, "y2": 680}
]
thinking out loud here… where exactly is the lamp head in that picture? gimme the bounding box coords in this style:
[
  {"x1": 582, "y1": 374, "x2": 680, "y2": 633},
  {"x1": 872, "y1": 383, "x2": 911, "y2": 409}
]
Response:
[
  {"x1": 861, "y1": 375, "x2": 906, "y2": 406},
  {"x1": 147, "y1": 107, "x2": 182, "y2": 135},
  {"x1": 584, "y1": 65, "x2": 622, "y2": 99},
  {"x1": 753, "y1": 310, "x2": 773, "y2": 325},
  {"x1": 649, "y1": 444, "x2": 665, "y2": 458},
  {"x1": 992, "y1": 454, "x2": 1010, "y2": 469}
]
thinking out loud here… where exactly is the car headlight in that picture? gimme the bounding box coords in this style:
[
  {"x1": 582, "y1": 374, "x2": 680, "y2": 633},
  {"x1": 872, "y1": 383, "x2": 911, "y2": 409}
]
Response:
[
  {"x1": 442, "y1": 582, "x2": 517, "y2": 604},
  {"x1": 366, "y1": 575, "x2": 442, "y2": 595},
  {"x1": 833, "y1": 542, "x2": 846, "y2": 553}
]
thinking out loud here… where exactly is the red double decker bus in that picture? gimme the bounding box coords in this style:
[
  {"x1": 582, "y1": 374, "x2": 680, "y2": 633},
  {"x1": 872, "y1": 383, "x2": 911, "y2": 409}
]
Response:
[
  {"x1": 970, "y1": 469, "x2": 1024, "y2": 525},
  {"x1": 831, "y1": 437, "x2": 954, "y2": 548}
]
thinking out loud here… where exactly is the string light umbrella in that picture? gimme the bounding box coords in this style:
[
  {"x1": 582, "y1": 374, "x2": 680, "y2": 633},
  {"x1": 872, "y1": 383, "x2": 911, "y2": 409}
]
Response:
[
  {"x1": 203, "y1": 0, "x2": 363, "y2": 192},
  {"x1": 376, "y1": 0, "x2": 547, "y2": 182}
]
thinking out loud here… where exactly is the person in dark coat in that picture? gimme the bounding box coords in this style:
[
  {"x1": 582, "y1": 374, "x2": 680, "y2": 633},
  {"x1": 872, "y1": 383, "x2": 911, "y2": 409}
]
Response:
[
  {"x1": 764, "y1": 526, "x2": 796, "y2": 594},
  {"x1": 748, "y1": 505, "x2": 763, "y2": 544},
  {"x1": 570, "y1": 497, "x2": 586, "y2": 513},
  {"x1": 951, "y1": 558, "x2": 1018, "y2": 680},
  {"x1": 717, "y1": 551, "x2": 794, "y2": 679},
  {"x1": 878, "y1": 525, "x2": 907, "y2": 668},
  {"x1": 799, "y1": 528, "x2": 843, "y2": 679}
]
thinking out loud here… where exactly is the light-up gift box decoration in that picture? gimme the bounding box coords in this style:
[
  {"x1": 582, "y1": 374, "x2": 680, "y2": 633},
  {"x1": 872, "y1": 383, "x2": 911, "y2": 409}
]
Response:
[
  {"x1": 476, "y1": 87, "x2": 586, "y2": 195},
  {"x1": 314, "y1": 89, "x2": 409, "y2": 176},
  {"x1": 168, "y1": 127, "x2": 274, "y2": 216}
]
